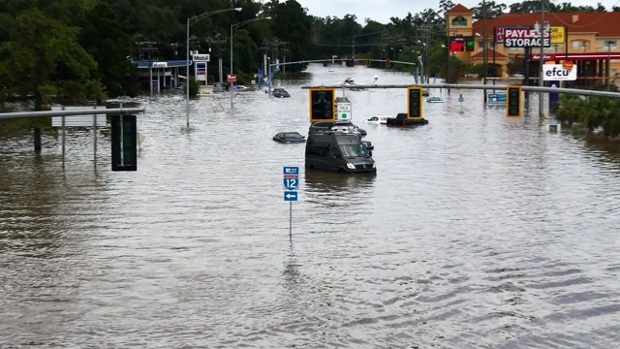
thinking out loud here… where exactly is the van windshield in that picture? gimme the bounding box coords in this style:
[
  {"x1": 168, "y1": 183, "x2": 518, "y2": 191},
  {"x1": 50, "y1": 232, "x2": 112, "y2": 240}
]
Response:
[{"x1": 340, "y1": 143, "x2": 369, "y2": 158}]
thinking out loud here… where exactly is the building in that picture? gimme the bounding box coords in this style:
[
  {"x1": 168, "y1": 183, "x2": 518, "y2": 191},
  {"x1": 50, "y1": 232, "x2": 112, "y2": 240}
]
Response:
[{"x1": 446, "y1": 4, "x2": 620, "y2": 86}]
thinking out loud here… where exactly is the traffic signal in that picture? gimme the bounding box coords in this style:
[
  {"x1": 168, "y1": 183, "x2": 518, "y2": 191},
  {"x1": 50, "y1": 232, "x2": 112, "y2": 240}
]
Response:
[
  {"x1": 385, "y1": 58, "x2": 391, "y2": 68},
  {"x1": 506, "y1": 85, "x2": 522, "y2": 117},
  {"x1": 111, "y1": 114, "x2": 137, "y2": 171},
  {"x1": 309, "y1": 88, "x2": 336, "y2": 122},
  {"x1": 407, "y1": 86, "x2": 423, "y2": 119},
  {"x1": 465, "y1": 36, "x2": 475, "y2": 52}
]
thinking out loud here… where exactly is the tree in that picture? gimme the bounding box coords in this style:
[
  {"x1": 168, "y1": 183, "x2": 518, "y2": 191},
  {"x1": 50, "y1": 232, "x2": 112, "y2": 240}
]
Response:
[
  {"x1": 265, "y1": 0, "x2": 313, "y2": 72},
  {"x1": 80, "y1": 1, "x2": 141, "y2": 97},
  {"x1": 473, "y1": 1, "x2": 507, "y2": 19},
  {"x1": 0, "y1": 8, "x2": 104, "y2": 109}
]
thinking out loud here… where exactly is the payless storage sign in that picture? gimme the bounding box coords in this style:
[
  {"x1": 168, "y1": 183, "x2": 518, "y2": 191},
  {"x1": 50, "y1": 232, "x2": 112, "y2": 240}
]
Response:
[
  {"x1": 542, "y1": 64, "x2": 577, "y2": 81},
  {"x1": 504, "y1": 27, "x2": 550, "y2": 47}
]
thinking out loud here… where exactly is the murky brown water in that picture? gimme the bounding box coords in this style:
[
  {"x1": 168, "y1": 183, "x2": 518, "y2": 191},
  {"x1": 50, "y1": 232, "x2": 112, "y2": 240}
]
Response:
[{"x1": 1, "y1": 65, "x2": 620, "y2": 348}]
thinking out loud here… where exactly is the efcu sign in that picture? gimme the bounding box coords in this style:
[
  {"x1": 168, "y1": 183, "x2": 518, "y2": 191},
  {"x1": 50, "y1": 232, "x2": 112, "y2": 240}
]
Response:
[{"x1": 543, "y1": 63, "x2": 577, "y2": 81}]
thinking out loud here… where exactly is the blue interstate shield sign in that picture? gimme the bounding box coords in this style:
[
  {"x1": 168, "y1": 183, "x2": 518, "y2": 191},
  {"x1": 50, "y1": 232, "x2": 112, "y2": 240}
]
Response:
[{"x1": 283, "y1": 178, "x2": 299, "y2": 190}]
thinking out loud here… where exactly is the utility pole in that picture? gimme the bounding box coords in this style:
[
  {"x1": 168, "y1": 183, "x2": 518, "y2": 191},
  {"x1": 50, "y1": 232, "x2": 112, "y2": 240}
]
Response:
[
  {"x1": 207, "y1": 34, "x2": 227, "y2": 84},
  {"x1": 482, "y1": 0, "x2": 488, "y2": 103},
  {"x1": 538, "y1": 0, "x2": 546, "y2": 118}
]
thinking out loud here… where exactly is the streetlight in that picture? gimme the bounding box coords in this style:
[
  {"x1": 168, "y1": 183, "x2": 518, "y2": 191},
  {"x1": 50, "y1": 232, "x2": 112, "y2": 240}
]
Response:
[
  {"x1": 186, "y1": 7, "x2": 242, "y2": 129},
  {"x1": 229, "y1": 16, "x2": 271, "y2": 108}
]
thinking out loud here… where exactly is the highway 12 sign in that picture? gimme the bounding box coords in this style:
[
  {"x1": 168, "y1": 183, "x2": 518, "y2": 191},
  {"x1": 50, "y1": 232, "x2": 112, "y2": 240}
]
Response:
[
  {"x1": 283, "y1": 166, "x2": 299, "y2": 191},
  {"x1": 283, "y1": 177, "x2": 298, "y2": 190}
]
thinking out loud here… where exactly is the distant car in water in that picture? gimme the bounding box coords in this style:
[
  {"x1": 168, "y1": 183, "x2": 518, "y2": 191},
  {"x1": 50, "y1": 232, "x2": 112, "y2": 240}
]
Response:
[
  {"x1": 272, "y1": 87, "x2": 290, "y2": 98},
  {"x1": 362, "y1": 140, "x2": 374, "y2": 150},
  {"x1": 273, "y1": 132, "x2": 306, "y2": 143},
  {"x1": 366, "y1": 116, "x2": 388, "y2": 125},
  {"x1": 233, "y1": 84, "x2": 250, "y2": 91},
  {"x1": 213, "y1": 82, "x2": 226, "y2": 92}
]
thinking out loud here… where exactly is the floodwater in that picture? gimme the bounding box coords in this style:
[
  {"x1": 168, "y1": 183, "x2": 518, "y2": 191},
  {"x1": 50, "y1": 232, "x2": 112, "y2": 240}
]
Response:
[{"x1": 1, "y1": 64, "x2": 620, "y2": 348}]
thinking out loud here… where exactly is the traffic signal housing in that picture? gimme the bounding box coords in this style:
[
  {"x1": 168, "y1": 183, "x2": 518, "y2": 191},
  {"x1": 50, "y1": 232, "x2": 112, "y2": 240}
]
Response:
[
  {"x1": 506, "y1": 85, "x2": 523, "y2": 117},
  {"x1": 407, "y1": 86, "x2": 423, "y2": 119},
  {"x1": 111, "y1": 114, "x2": 137, "y2": 171},
  {"x1": 309, "y1": 88, "x2": 336, "y2": 122}
]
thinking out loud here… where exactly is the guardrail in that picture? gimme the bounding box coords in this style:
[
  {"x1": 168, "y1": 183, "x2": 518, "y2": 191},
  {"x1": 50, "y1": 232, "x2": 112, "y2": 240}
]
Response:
[
  {"x1": 0, "y1": 107, "x2": 146, "y2": 120},
  {"x1": 0, "y1": 107, "x2": 146, "y2": 170},
  {"x1": 300, "y1": 83, "x2": 620, "y2": 99}
]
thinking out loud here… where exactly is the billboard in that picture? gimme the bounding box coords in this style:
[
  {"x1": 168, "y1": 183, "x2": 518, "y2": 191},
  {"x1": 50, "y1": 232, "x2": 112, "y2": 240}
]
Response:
[{"x1": 495, "y1": 26, "x2": 565, "y2": 47}]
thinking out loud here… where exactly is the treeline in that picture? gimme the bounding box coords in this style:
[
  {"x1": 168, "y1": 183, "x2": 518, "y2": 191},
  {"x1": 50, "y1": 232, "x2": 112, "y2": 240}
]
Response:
[
  {"x1": 1, "y1": 0, "x2": 619, "y2": 110},
  {"x1": 555, "y1": 85, "x2": 620, "y2": 138}
]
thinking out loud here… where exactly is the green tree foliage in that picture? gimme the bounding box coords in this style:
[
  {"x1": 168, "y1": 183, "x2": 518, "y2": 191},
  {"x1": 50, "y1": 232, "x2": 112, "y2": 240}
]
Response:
[
  {"x1": 472, "y1": 1, "x2": 507, "y2": 19},
  {"x1": 266, "y1": 0, "x2": 313, "y2": 72},
  {"x1": 80, "y1": 1, "x2": 141, "y2": 97},
  {"x1": 556, "y1": 85, "x2": 620, "y2": 137},
  {"x1": 0, "y1": 8, "x2": 104, "y2": 109}
]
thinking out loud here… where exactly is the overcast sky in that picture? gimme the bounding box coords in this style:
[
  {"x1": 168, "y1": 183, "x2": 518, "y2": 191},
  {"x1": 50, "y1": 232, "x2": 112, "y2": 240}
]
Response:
[{"x1": 295, "y1": 0, "x2": 620, "y2": 25}]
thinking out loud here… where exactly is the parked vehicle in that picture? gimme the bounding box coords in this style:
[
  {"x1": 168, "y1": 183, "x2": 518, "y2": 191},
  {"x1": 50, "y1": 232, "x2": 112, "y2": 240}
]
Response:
[
  {"x1": 426, "y1": 96, "x2": 443, "y2": 103},
  {"x1": 366, "y1": 116, "x2": 388, "y2": 124},
  {"x1": 385, "y1": 113, "x2": 429, "y2": 127},
  {"x1": 273, "y1": 132, "x2": 306, "y2": 143},
  {"x1": 309, "y1": 120, "x2": 367, "y2": 137},
  {"x1": 272, "y1": 87, "x2": 290, "y2": 98},
  {"x1": 305, "y1": 131, "x2": 376, "y2": 173},
  {"x1": 233, "y1": 84, "x2": 250, "y2": 91},
  {"x1": 213, "y1": 82, "x2": 226, "y2": 92}
]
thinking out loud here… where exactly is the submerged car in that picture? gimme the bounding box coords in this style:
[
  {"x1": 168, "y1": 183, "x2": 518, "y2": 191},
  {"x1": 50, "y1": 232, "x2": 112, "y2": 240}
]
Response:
[
  {"x1": 366, "y1": 116, "x2": 388, "y2": 125},
  {"x1": 305, "y1": 131, "x2": 376, "y2": 173},
  {"x1": 273, "y1": 132, "x2": 306, "y2": 143},
  {"x1": 309, "y1": 120, "x2": 366, "y2": 137},
  {"x1": 272, "y1": 88, "x2": 290, "y2": 98}
]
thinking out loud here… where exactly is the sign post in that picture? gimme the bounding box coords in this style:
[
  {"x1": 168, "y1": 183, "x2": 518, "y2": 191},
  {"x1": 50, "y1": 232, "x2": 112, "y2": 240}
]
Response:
[{"x1": 283, "y1": 166, "x2": 299, "y2": 238}]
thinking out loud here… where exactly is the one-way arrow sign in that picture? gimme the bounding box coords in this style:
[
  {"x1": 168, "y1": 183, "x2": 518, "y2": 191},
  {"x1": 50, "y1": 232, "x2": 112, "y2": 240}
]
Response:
[{"x1": 284, "y1": 191, "x2": 298, "y2": 201}]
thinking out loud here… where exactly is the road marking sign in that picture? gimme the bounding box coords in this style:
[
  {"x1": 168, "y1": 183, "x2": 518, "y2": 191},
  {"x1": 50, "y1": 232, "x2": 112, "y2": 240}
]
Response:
[{"x1": 284, "y1": 191, "x2": 298, "y2": 201}]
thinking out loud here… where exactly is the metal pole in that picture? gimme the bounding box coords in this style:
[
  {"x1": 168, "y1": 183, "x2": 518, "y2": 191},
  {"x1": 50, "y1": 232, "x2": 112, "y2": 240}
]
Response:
[
  {"x1": 93, "y1": 106, "x2": 97, "y2": 169},
  {"x1": 61, "y1": 113, "x2": 65, "y2": 170},
  {"x1": 608, "y1": 41, "x2": 612, "y2": 91},
  {"x1": 230, "y1": 24, "x2": 234, "y2": 108},
  {"x1": 186, "y1": 17, "x2": 190, "y2": 129},
  {"x1": 289, "y1": 201, "x2": 292, "y2": 238},
  {"x1": 482, "y1": 0, "x2": 488, "y2": 104},
  {"x1": 538, "y1": 1, "x2": 546, "y2": 117}
]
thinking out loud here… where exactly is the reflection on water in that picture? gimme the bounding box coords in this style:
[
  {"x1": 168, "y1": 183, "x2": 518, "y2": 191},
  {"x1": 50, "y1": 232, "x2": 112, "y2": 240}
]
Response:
[
  {"x1": 304, "y1": 169, "x2": 376, "y2": 193},
  {"x1": 1, "y1": 64, "x2": 620, "y2": 348}
]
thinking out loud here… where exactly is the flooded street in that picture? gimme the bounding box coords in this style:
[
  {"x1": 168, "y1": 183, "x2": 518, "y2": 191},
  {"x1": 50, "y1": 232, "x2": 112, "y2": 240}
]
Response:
[{"x1": 1, "y1": 64, "x2": 620, "y2": 348}]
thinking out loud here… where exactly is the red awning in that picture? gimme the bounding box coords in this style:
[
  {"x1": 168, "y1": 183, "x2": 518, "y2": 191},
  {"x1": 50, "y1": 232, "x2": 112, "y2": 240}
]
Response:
[{"x1": 519, "y1": 52, "x2": 620, "y2": 61}]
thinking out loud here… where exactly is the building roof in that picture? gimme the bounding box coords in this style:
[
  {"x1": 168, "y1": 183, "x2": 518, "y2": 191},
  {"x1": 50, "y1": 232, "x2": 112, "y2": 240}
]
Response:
[
  {"x1": 447, "y1": 4, "x2": 471, "y2": 14},
  {"x1": 471, "y1": 49, "x2": 507, "y2": 59},
  {"x1": 135, "y1": 60, "x2": 189, "y2": 69},
  {"x1": 472, "y1": 12, "x2": 620, "y2": 37}
]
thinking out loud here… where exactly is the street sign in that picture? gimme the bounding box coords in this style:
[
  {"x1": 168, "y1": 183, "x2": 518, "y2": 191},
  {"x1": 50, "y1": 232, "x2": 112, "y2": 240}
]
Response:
[
  {"x1": 283, "y1": 166, "x2": 299, "y2": 175},
  {"x1": 283, "y1": 178, "x2": 299, "y2": 190},
  {"x1": 284, "y1": 191, "x2": 298, "y2": 201},
  {"x1": 227, "y1": 74, "x2": 237, "y2": 83}
]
